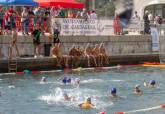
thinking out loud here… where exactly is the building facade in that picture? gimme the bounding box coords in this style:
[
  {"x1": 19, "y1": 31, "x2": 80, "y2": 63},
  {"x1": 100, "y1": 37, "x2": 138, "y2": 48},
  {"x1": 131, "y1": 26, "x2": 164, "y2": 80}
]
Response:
[
  {"x1": 82, "y1": 0, "x2": 165, "y2": 19},
  {"x1": 134, "y1": 0, "x2": 165, "y2": 19}
]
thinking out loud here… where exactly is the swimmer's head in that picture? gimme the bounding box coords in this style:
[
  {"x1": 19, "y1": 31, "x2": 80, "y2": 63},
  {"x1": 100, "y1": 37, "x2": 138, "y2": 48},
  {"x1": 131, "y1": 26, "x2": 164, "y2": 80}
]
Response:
[
  {"x1": 149, "y1": 80, "x2": 156, "y2": 85},
  {"x1": 62, "y1": 77, "x2": 67, "y2": 84},
  {"x1": 75, "y1": 78, "x2": 80, "y2": 84},
  {"x1": 41, "y1": 77, "x2": 47, "y2": 82},
  {"x1": 86, "y1": 97, "x2": 91, "y2": 103},
  {"x1": 135, "y1": 84, "x2": 140, "y2": 89},
  {"x1": 67, "y1": 78, "x2": 71, "y2": 83},
  {"x1": 111, "y1": 88, "x2": 117, "y2": 94},
  {"x1": 63, "y1": 93, "x2": 70, "y2": 100},
  {"x1": 63, "y1": 93, "x2": 68, "y2": 97}
]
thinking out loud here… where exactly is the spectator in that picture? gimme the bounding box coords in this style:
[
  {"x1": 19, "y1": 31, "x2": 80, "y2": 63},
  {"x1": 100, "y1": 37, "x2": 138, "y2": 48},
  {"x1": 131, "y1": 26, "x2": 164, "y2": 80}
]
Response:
[
  {"x1": 21, "y1": 7, "x2": 29, "y2": 35},
  {"x1": 143, "y1": 10, "x2": 150, "y2": 34},
  {"x1": 157, "y1": 15, "x2": 162, "y2": 25},
  {"x1": 59, "y1": 7, "x2": 65, "y2": 18},
  {"x1": 113, "y1": 15, "x2": 121, "y2": 35},
  {"x1": 132, "y1": 11, "x2": 140, "y2": 20},
  {"x1": 148, "y1": 12, "x2": 153, "y2": 23},
  {"x1": 154, "y1": 14, "x2": 159, "y2": 27},
  {"x1": 52, "y1": 20, "x2": 61, "y2": 46},
  {"x1": 76, "y1": 11, "x2": 81, "y2": 18},
  {"x1": 50, "y1": 7, "x2": 59, "y2": 18},
  {"x1": 132, "y1": 11, "x2": 140, "y2": 33},
  {"x1": 90, "y1": 10, "x2": 97, "y2": 19},
  {"x1": 80, "y1": 8, "x2": 88, "y2": 20},
  {"x1": 0, "y1": 7, "x2": 4, "y2": 30}
]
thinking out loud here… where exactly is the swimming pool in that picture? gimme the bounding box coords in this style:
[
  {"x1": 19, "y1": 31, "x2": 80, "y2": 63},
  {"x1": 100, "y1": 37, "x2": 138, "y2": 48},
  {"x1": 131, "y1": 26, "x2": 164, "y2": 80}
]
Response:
[{"x1": 0, "y1": 66, "x2": 165, "y2": 114}]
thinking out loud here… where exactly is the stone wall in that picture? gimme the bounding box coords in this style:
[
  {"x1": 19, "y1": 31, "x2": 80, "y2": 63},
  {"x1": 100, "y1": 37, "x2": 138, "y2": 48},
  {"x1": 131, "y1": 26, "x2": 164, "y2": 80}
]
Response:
[{"x1": 0, "y1": 35, "x2": 153, "y2": 59}]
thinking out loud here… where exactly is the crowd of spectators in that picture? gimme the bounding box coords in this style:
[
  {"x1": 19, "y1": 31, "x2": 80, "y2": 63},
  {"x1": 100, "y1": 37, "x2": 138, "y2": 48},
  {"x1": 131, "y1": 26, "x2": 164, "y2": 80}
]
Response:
[{"x1": 0, "y1": 6, "x2": 97, "y2": 36}]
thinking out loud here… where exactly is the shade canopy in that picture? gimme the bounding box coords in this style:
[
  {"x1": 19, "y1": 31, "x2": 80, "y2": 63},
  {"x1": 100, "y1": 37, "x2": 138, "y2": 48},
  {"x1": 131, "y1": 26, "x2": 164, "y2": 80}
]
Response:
[
  {"x1": 0, "y1": 0, "x2": 38, "y2": 6},
  {"x1": 35, "y1": 0, "x2": 84, "y2": 9}
]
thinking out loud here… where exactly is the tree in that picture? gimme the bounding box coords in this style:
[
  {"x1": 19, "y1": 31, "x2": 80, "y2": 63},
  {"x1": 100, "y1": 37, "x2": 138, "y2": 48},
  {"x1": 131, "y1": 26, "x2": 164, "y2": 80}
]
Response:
[{"x1": 97, "y1": 2, "x2": 115, "y2": 18}]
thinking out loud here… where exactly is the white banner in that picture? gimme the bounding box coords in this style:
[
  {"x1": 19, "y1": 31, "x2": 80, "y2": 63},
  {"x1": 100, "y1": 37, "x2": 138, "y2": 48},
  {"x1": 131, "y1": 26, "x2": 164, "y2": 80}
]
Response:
[
  {"x1": 56, "y1": 18, "x2": 113, "y2": 36},
  {"x1": 150, "y1": 27, "x2": 160, "y2": 51},
  {"x1": 128, "y1": 20, "x2": 143, "y2": 30}
]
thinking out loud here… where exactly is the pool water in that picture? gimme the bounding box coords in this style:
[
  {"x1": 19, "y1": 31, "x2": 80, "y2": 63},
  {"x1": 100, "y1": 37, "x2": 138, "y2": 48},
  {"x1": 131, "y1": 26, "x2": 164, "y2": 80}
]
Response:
[{"x1": 0, "y1": 66, "x2": 165, "y2": 114}]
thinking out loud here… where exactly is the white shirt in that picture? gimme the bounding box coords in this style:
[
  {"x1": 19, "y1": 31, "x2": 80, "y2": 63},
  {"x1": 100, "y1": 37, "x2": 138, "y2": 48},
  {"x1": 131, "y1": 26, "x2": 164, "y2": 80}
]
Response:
[
  {"x1": 90, "y1": 13, "x2": 97, "y2": 19},
  {"x1": 148, "y1": 13, "x2": 153, "y2": 21}
]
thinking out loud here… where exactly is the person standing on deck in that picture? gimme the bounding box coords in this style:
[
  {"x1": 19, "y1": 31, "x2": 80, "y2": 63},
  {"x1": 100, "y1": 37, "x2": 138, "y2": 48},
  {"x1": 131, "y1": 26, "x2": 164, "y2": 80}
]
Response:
[{"x1": 31, "y1": 26, "x2": 41, "y2": 58}]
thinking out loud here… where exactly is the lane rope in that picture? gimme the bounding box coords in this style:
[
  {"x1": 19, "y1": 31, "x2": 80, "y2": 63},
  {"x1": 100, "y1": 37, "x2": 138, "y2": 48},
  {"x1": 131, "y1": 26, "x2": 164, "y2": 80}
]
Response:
[{"x1": 114, "y1": 104, "x2": 165, "y2": 114}]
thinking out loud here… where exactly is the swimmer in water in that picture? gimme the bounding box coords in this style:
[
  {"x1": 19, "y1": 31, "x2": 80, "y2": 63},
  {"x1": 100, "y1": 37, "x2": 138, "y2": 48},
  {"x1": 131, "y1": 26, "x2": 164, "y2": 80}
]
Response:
[
  {"x1": 62, "y1": 77, "x2": 71, "y2": 85},
  {"x1": 63, "y1": 93, "x2": 71, "y2": 101},
  {"x1": 144, "y1": 80, "x2": 156, "y2": 88},
  {"x1": 79, "y1": 97, "x2": 94, "y2": 109},
  {"x1": 133, "y1": 85, "x2": 143, "y2": 95},
  {"x1": 74, "y1": 78, "x2": 80, "y2": 85},
  {"x1": 110, "y1": 88, "x2": 118, "y2": 98},
  {"x1": 41, "y1": 77, "x2": 47, "y2": 83}
]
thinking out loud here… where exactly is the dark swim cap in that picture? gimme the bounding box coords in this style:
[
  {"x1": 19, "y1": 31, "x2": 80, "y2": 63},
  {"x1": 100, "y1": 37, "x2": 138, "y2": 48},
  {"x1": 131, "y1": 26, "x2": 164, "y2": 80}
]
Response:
[
  {"x1": 67, "y1": 78, "x2": 71, "y2": 83},
  {"x1": 62, "y1": 77, "x2": 67, "y2": 84},
  {"x1": 149, "y1": 80, "x2": 156, "y2": 85},
  {"x1": 87, "y1": 97, "x2": 91, "y2": 102},
  {"x1": 111, "y1": 88, "x2": 117, "y2": 94}
]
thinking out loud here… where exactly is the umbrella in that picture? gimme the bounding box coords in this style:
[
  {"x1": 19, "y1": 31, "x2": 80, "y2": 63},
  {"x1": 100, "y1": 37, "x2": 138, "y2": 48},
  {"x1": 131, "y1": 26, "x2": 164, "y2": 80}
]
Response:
[
  {"x1": 35, "y1": 0, "x2": 84, "y2": 9},
  {"x1": 0, "y1": 0, "x2": 38, "y2": 6}
]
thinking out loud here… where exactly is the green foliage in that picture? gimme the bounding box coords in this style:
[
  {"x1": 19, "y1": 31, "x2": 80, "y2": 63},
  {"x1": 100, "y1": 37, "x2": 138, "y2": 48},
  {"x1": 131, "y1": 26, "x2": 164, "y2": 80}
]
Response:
[{"x1": 97, "y1": 2, "x2": 115, "y2": 18}]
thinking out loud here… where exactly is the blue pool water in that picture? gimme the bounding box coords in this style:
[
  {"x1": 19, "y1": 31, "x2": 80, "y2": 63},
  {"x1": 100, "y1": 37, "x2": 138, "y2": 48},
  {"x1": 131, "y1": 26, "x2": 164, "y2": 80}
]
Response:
[{"x1": 0, "y1": 66, "x2": 165, "y2": 114}]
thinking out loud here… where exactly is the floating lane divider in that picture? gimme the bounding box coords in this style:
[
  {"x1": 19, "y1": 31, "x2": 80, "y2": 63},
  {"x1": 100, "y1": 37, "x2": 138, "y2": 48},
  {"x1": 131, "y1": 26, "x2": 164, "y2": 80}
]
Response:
[
  {"x1": 142, "y1": 64, "x2": 165, "y2": 68},
  {"x1": 114, "y1": 104, "x2": 165, "y2": 114},
  {"x1": 1, "y1": 66, "x2": 126, "y2": 76},
  {"x1": 16, "y1": 70, "x2": 41, "y2": 75}
]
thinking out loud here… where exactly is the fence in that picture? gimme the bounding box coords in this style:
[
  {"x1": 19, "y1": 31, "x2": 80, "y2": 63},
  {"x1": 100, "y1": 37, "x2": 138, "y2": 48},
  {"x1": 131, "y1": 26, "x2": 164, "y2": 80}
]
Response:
[{"x1": 0, "y1": 15, "x2": 146, "y2": 36}]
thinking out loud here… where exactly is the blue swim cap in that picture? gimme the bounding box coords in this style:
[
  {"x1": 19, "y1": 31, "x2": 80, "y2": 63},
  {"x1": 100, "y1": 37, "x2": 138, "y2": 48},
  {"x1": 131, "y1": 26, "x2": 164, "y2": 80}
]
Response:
[
  {"x1": 149, "y1": 80, "x2": 156, "y2": 85},
  {"x1": 67, "y1": 78, "x2": 71, "y2": 83},
  {"x1": 62, "y1": 77, "x2": 67, "y2": 84},
  {"x1": 111, "y1": 88, "x2": 117, "y2": 94}
]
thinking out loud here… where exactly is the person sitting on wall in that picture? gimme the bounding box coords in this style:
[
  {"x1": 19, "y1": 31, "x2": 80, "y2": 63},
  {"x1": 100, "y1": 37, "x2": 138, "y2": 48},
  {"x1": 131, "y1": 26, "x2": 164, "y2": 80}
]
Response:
[
  {"x1": 99, "y1": 43, "x2": 109, "y2": 66},
  {"x1": 50, "y1": 43, "x2": 69, "y2": 68},
  {"x1": 84, "y1": 43, "x2": 97, "y2": 67},
  {"x1": 91, "y1": 44, "x2": 100, "y2": 67},
  {"x1": 69, "y1": 45, "x2": 82, "y2": 67}
]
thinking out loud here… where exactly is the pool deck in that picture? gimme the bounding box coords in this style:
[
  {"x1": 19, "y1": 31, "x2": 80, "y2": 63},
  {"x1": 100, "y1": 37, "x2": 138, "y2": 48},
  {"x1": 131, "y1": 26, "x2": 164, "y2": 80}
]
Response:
[{"x1": 0, "y1": 53, "x2": 159, "y2": 73}]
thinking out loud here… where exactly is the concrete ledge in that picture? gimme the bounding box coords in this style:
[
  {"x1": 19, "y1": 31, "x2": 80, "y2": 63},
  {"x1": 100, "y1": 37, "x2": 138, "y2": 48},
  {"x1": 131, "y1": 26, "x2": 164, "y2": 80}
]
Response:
[
  {"x1": 0, "y1": 53, "x2": 159, "y2": 73},
  {"x1": 0, "y1": 35, "x2": 151, "y2": 44}
]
